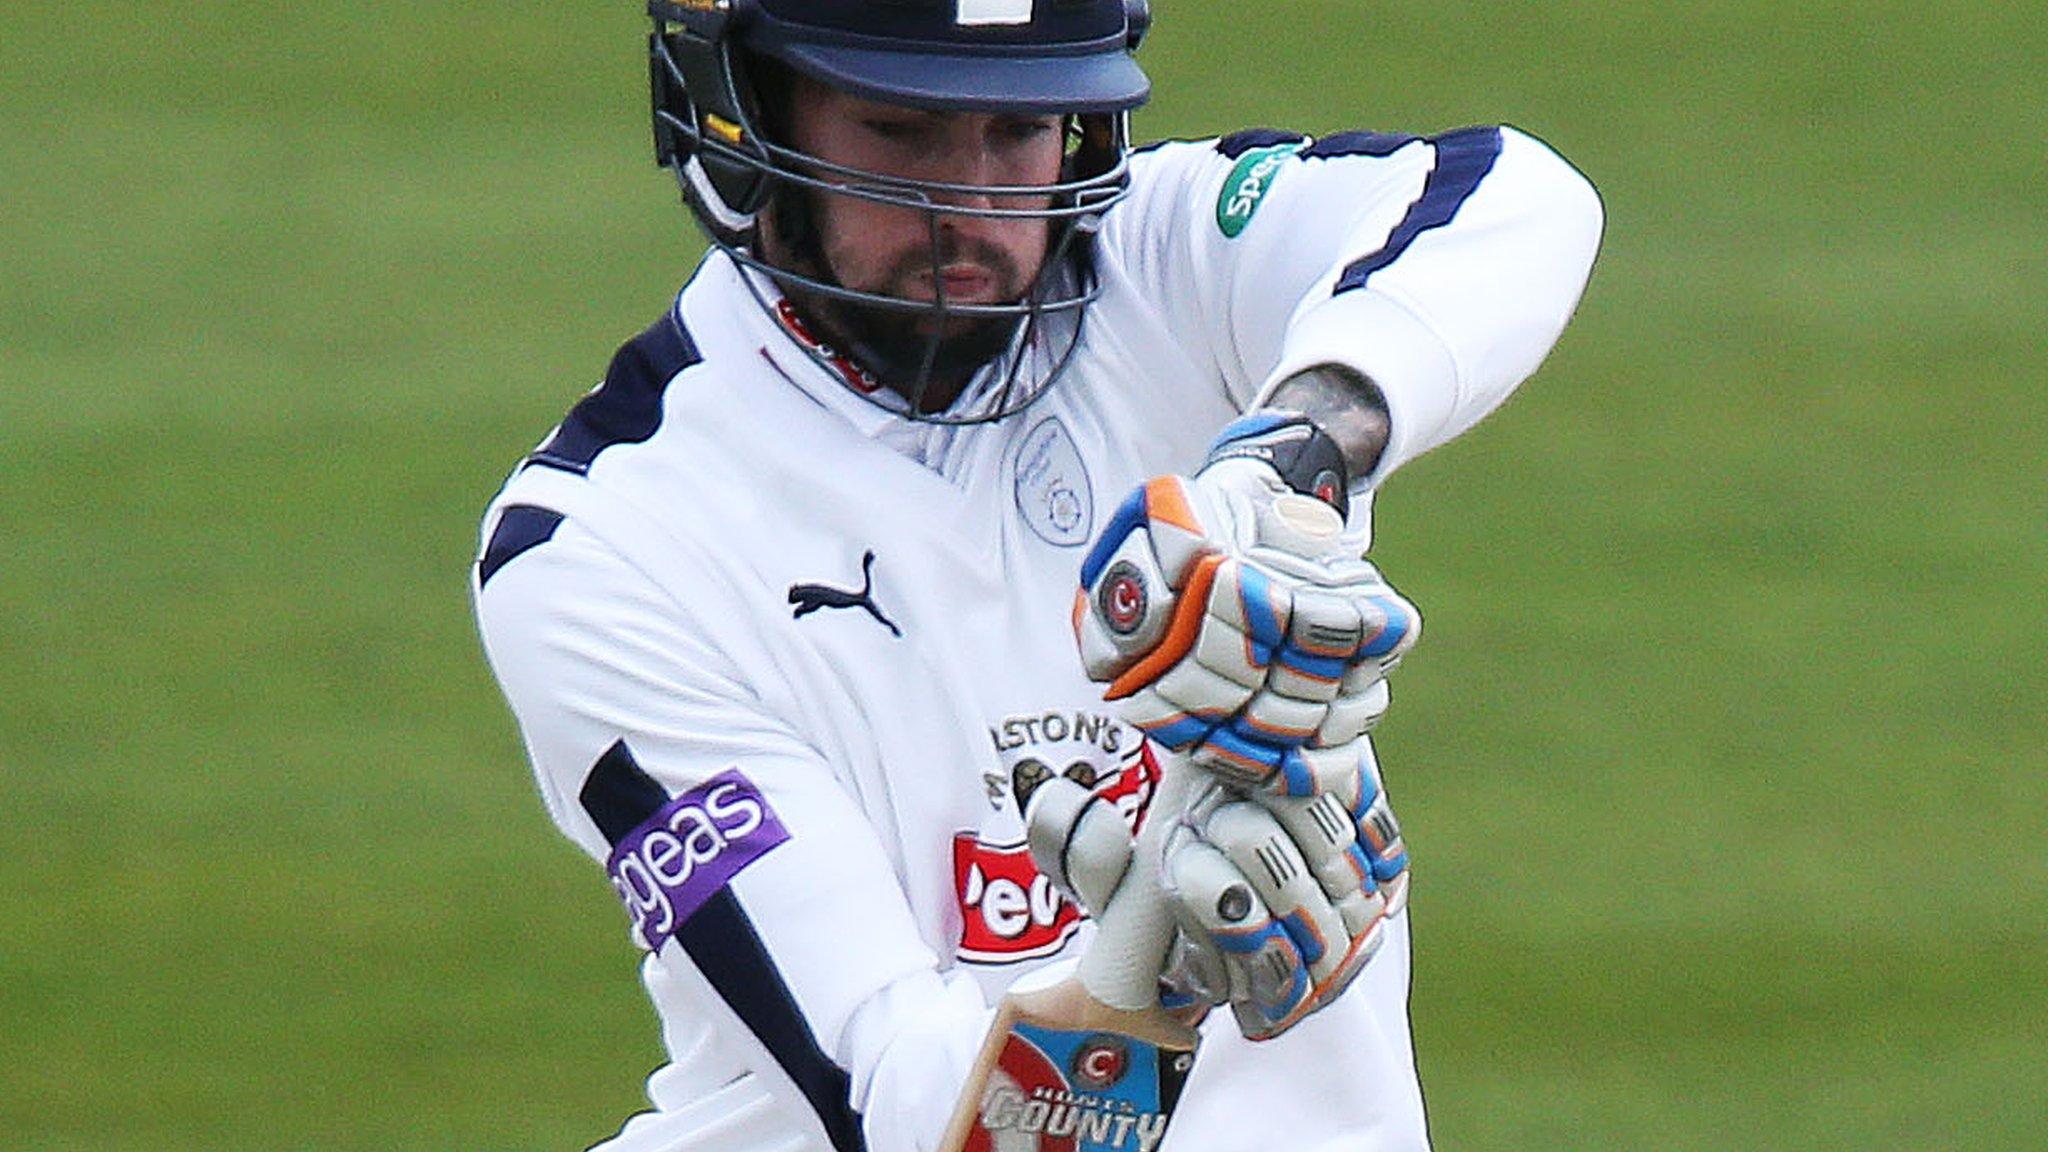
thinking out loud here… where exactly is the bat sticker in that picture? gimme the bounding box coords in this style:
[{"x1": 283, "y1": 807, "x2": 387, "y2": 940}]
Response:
[{"x1": 963, "y1": 1021, "x2": 1194, "y2": 1152}]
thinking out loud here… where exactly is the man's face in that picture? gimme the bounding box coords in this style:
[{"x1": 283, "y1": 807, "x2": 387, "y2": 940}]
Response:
[
  {"x1": 761, "y1": 76, "x2": 1069, "y2": 407},
  {"x1": 781, "y1": 76, "x2": 1067, "y2": 309}
]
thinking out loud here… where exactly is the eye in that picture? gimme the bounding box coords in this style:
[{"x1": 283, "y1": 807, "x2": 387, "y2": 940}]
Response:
[
  {"x1": 861, "y1": 117, "x2": 928, "y2": 144},
  {"x1": 995, "y1": 117, "x2": 1060, "y2": 145}
]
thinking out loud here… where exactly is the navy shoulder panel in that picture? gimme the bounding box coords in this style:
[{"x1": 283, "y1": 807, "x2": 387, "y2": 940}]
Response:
[
  {"x1": 1302, "y1": 130, "x2": 1420, "y2": 159},
  {"x1": 1215, "y1": 128, "x2": 1308, "y2": 159},
  {"x1": 577, "y1": 742, "x2": 868, "y2": 1152},
  {"x1": 1334, "y1": 125, "x2": 1504, "y2": 295},
  {"x1": 529, "y1": 310, "x2": 702, "y2": 475},
  {"x1": 476, "y1": 504, "x2": 566, "y2": 589},
  {"x1": 578, "y1": 740, "x2": 673, "y2": 845}
]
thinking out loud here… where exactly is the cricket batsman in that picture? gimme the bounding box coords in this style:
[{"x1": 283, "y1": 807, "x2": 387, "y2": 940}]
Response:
[{"x1": 471, "y1": 1, "x2": 1603, "y2": 1148}]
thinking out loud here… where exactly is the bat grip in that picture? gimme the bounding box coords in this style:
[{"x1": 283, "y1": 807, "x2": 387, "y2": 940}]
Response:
[{"x1": 1076, "y1": 754, "x2": 1194, "y2": 1011}]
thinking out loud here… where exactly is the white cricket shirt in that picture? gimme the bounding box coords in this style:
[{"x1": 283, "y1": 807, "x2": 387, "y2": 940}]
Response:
[{"x1": 474, "y1": 125, "x2": 1601, "y2": 1152}]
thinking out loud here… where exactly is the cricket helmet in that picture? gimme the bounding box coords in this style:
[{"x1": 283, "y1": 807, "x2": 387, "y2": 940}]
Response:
[{"x1": 647, "y1": 0, "x2": 1152, "y2": 422}]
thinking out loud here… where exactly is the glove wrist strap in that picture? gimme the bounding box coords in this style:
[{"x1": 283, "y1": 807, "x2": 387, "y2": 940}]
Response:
[{"x1": 1201, "y1": 411, "x2": 1352, "y2": 519}]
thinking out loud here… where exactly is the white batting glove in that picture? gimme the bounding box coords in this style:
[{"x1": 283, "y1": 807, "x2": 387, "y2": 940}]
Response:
[
  {"x1": 1024, "y1": 746, "x2": 1409, "y2": 1041},
  {"x1": 1073, "y1": 413, "x2": 1420, "y2": 797},
  {"x1": 1158, "y1": 747, "x2": 1408, "y2": 1040}
]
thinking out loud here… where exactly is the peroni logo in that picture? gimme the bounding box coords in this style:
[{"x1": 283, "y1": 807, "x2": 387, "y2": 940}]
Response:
[{"x1": 953, "y1": 835, "x2": 1083, "y2": 963}]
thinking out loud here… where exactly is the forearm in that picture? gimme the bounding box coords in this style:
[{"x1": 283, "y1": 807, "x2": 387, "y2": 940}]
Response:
[{"x1": 1264, "y1": 364, "x2": 1391, "y2": 486}]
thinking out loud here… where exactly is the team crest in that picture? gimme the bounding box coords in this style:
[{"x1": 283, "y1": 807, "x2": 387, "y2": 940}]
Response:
[{"x1": 1014, "y1": 418, "x2": 1094, "y2": 547}]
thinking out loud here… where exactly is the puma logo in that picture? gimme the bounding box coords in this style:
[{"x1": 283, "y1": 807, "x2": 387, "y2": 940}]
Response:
[{"x1": 789, "y1": 551, "x2": 901, "y2": 638}]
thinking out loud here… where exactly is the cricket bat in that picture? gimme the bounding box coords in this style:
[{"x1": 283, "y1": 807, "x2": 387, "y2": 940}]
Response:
[
  {"x1": 937, "y1": 761, "x2": 1201, "y2": 1152},
  {"x1": 938, "y1": 495, "x2": 1356, "y2": 1150}
]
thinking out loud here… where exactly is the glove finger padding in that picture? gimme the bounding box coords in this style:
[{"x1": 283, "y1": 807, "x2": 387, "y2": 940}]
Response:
[
  {"x1": 1259, "y1": 791, "x2": 1389, "y2": 935},
  {"x1": 1323, "y1": 742, "x2": 1410, "y2": 890},
  {"x1": 1199, "y1": 802, "x2": 1351, "y2": 988},
  {"x1": 1155, "y1": 750, "x2": 1414, "y2": 1041},
  {"x1": 1026, "y1": 759, "x2": 1269, "y2": 1023},
  {"x1": 1023, "y1": 777, "x2": 1132, "y2": 916},
  {"x1": 1161, "y1": 835, "x2": 1310, "y2": 1035},
  {"x1": 1022, "y1": 746, "x2": 1410, "y2": 1043},
  {"x1": 1160, "y1": 797, "x2": 1386, "y2": 1041}
]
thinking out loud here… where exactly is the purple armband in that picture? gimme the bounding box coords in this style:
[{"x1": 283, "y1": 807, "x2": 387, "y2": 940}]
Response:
[{"x1": 604, "y1": 769, "x2": 790, "y2": 953}]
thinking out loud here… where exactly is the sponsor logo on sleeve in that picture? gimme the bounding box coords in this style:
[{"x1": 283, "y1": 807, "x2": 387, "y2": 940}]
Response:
[
  {"x1": 605, "y1": 769, "x2": 789, "y2": 953},
  {"x1": 1216, "y1": 141, "x2": 1308, "y2": 238}
]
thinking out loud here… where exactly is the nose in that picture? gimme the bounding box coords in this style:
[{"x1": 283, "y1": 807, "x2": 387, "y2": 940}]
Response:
[{"x1": 928, "y1": 138, "x2": 1002, "y2": 209}]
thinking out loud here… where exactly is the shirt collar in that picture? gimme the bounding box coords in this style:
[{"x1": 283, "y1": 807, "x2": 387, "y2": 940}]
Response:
[
  {"x1": 706, "y1": 251, "x2": 1058, "y2": 452},
  {"x1": 707, "y1": 251, "x2": 936, "y2": 446}
]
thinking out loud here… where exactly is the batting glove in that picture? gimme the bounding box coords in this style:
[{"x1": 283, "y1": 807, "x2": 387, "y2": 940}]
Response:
[
  {"x1": 1074, "y1": 413, "x2": 1421, "y2": 797},
  {"x1": 1158, "y1": 742, "x2": 1408, "y2": 1040},
  {"x1": 1024, "y1": 745, "x2": 1409, "y2": 1041}
]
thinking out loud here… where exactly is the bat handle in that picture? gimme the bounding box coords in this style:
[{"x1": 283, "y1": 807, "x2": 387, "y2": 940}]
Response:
[{"x1": 1077, "y1": 753, "x2": 1195, "y2": 1011}]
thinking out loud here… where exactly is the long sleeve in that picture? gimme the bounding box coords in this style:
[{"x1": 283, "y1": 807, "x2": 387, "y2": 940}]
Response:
[
  {"x1": 1105, "y1": 125, "x2": 1604, "y2": 484},
  {"x1": 475, "y1": 517, "x2": 988, "y2": 1151}
]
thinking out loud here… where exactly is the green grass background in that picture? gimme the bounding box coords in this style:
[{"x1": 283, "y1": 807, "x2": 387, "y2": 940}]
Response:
[{"x1": 3, "y1": 1, "x2": 2041, "y2": 1147}]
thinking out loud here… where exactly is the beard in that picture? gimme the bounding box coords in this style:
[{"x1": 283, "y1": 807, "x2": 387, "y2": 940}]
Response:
[
  {"x1": 765, "y1": 190, "x2": 1045, "y2": 414},
  {"x1": 816, "y1": 235, "x2": 1032, "y2": 412}
]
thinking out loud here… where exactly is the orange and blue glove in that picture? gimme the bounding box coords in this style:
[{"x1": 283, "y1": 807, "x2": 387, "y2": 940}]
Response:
[{"x1": 1074, "y1": 412, "x2": 1420, "y2": 798}]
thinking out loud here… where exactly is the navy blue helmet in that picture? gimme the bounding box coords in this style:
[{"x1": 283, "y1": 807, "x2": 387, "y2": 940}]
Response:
[{"x1": 647, "y1": 0, "x2": 1152, "y2": 422}]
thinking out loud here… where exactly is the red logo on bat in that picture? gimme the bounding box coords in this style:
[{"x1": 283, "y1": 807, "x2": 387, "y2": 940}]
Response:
[
  {"x1": 964, "y1": 1031, "x2": 1077, "y2": 1152},
  {"x1": 1071, "y1": 1035, "x2": 1129, "y2": 1090}
]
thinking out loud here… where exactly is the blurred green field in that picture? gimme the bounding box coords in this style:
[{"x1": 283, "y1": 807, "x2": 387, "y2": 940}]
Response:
[{"x1": 3, "y1": 1, "x2": 2042, "y2": 1148}]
